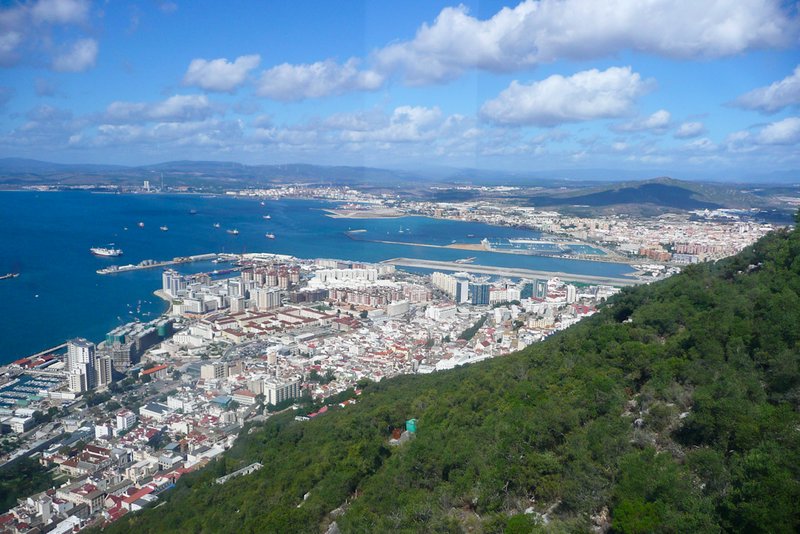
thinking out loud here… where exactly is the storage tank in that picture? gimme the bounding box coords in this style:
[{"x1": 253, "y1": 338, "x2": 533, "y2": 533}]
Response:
[{"x1": 406, "y1": 419, "x2": 417, "y2": 433}]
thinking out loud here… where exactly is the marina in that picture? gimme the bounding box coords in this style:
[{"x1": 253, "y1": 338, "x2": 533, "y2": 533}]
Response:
[{"x1": 0, "y1": 374, "x2": 63, "y2": 408}]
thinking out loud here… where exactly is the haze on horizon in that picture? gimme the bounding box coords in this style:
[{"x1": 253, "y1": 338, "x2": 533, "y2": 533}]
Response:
[{"x1": 0, "y1": 0, "x2": 799, "y2": 179}]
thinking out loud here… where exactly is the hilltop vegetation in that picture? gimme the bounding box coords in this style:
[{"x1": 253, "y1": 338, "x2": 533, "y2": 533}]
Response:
[
  {"x1": 106, "y1": 219, "x2": 800, "y2": 533},
  {"x1": 521, "y1": 177, "x2": 778, "y2": 217}
]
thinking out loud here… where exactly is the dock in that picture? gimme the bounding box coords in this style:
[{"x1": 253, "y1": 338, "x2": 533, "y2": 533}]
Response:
[
  {"x1": 381, "y1": 258, "x2": 645, "y2": 287},
  {"x1": 96, "y1": 253, "x2": 221, "y2": 275},
  {"x1": 25, "y1": 343, "x2": 67, "y2": 359}
]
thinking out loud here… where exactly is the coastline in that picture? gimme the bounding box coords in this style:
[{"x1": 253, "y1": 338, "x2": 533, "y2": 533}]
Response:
[
  {"x1": 154, "y1": 289, "x2": 173, "y2": 315},
  {"x1": 0, "y1": 192, "x2": 637, "y2": 361}
]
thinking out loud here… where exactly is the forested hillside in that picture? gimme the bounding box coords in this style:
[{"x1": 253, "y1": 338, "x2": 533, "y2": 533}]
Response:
[{"x1": 106, "y1": 219, "x2": 800, "y2": 533}]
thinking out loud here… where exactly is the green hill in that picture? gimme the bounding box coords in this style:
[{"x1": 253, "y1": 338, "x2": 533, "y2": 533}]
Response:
[{"x1": 106, "y1": 218, "x2": 800, "y2": 533}]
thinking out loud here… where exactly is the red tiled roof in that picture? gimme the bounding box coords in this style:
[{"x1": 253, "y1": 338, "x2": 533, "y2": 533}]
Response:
[
  {"x1": 142, "y1": 364, "x2": 168, "y2": 376},
  {"x1": 123, "y1": 486, "x2": 155, "y2": 504}
]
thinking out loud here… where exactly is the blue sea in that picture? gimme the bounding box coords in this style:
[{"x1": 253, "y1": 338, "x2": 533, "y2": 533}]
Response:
[{"x1": 0, "y1": 191, "x2": 633, "y2": 362}]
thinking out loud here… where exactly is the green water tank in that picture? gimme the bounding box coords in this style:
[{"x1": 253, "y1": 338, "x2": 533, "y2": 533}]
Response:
[
  {"x1": 406, "y1": 419, "x2": 417, "y2": 433},
  {"x1": 106, "y1": 333, "x2": 125, "y2": 344}
]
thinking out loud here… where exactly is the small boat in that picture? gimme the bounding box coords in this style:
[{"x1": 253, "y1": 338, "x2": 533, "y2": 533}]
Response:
[
  {"x1": 265, "y1": 233, "x2": 275, "y2": 239},
  {"x1": 227, "y1": 229, "x2": 239, "y2": 235},
  {"x1": 213, "y1": 223, "x2": 220, "y2": 228},
  {"x1": 260, "y1": 201, "x2": 265, "y2": 206},
  {"x1": 0, "y1": 273, "x2": 19, "y2": 280},
  {"x1": 189, "y1": 209, "x2": 198, "y2": 215},
  {"x1": 138, "y1": 222, "x2": 144, "y2": 228},
  {"x1": 160, "y1": 226, "x2": 169, "y2": 231},
  {"x1": 262, "y1": 215, "x2": 271, "y2": 220}
]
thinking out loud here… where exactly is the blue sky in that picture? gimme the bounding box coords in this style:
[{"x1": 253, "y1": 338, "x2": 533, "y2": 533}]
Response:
[{"x1": 0, "y1": 0, "x2": 799, "y2": 179}]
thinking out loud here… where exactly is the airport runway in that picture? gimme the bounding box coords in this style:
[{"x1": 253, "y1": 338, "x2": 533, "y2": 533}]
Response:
[{"x1": 381, "y1": 258, "x2": 645, "y2": 287}]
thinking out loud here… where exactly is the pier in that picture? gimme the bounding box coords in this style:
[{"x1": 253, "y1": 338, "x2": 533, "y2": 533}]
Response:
[
  {"x1": 96, "y1": 253, "x2": 221, "y2": 275},
  {"x1": 24, "y1": 343, "x2": 67, "y2": 360},
  {"x1": 381, "y1": 258, "x2": 646, "y2": 287}
]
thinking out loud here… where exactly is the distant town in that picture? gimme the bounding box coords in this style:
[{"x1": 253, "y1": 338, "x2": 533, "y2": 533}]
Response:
[{"x1": 0, "y1": 181, "x2": 779, "y2": 531}]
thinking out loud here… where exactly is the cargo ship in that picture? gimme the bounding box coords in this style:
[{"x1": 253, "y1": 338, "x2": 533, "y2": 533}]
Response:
[{"x1": 90, "y1": 246, "x2": 123, "y2": 257}]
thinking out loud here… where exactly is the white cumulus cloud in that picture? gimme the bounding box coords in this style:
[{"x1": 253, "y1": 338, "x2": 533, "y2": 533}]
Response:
[
  {"x1": 256, "y1": 58, "x2": 384, "y2": 101},
  {"x1": 52, "y1": 38, "x2": 97, "y2": 72},
  {"x1": 480, "y1": 66, "x2": 652, "y2": 126},
  {"x1": 733, "y1": 65, "x2": 800, "y2": 113},
  {"x1": 31, "y1": 0, "x2": 89, "y2": 25},
  {"x1": 183, "y1": 54, "x2": 261, "y2": 93},
  {"x1": 103, "y1": 94, "x2": 215, "y2": 123},
  {"x1": 613, "y1": 109, "x2": 671, "y2": 132},
  {"x1": 674, "y1": 121, "x2": 706, "y2": 139},
  {"x1": 756, "y1": 116, "x2": 800, "y2": 145},
  {"x1": 0, "y1": 30, "x2": 23, "y2": 65},
  {"x1": 341, "y1": 106, "x2": 444, "y2": 143},
  {"x1": 374, "y1": 0, "x2": 797, "y2": 85},
  {"x1": 0, "y1": 0, "x2": 93, "y2": 67},
  {"x1": 682, "y1": 137, "x2": 717, "y2": 152}
]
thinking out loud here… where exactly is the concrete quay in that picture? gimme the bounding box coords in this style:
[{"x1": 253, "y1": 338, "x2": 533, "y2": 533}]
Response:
[
  {"x1": 96, "y1": 253, "x2": 220, "y2": 275},
  {"x1": 381, "y1": 257, "x2": 645, "y2": 287}
]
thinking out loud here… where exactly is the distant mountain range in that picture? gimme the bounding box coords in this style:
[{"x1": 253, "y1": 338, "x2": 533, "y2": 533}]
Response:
[
  {"x1": 0, "y1": 158, "x2": 425, "y2": 188},
  {"x1": 0, "y1": 158, "x2": 797, "y2": 217},
  {"x1": 1, "y1": 158, "x2": 797, "y2": 187}
]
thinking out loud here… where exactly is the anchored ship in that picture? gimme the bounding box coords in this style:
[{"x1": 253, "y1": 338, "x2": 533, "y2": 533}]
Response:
[{"x1": 90, "y1": 246, "x2": 123, "y2": 257}]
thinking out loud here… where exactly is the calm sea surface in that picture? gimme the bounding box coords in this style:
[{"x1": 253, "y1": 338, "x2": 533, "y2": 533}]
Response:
[{"x1": 0, "y1": 192, "x2": 633, "y2": 362}]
